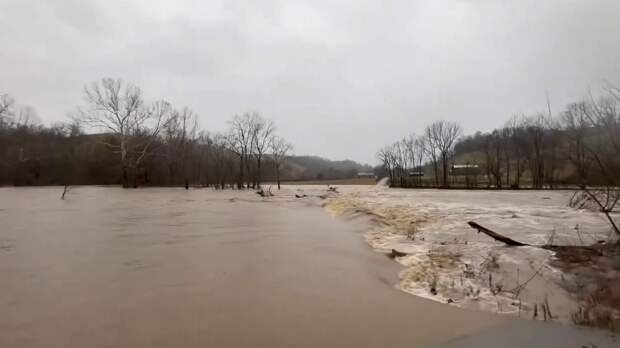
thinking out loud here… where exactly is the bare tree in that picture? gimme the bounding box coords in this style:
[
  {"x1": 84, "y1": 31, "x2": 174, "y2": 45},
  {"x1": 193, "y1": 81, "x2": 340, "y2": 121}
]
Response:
[
  {"x1": 521, "y1": 115, "x2": 546, "y2": 188},
  {"x1": 127, "y1": 100, "x2": 172, "y2": 188},
  {"x1": 543, "y1": 99, "x2": 562, "y2": 189},
  {"x1": 426, "y1": 121, "x2": 462, "y2": 187},
  {"x1": 212, "y1": 133, "x2": 235, "y2": 189},
  {"x1": 505, "y1": 116, "x2": 526, "y2": 188},
  {"x1": 227, "y1": 113, "x2": 257, "y2": 189},
  {"x1": 251, "y1": 115, "x2": 275, "y2": 188},
  {"x1": 193, "y1": 131, "x2": 211, "y2": 186},
  {"x1": 413, "y1": 136, "x2": 425, "y2": 186},
  {"x1": 570, "y1": 86, "x2": 620, "y2": 238},
  {"x1": 377, "y1": 145, "x2": 396, "y2": 185},
  {"x1": 501, "y1": 127, "x2": 511, "y2": 187},
  {"x1": 590, "y1": 83, "x2": 620, "y2": 155},
  {"x1": 422, "y1": 132, "x2": 440, "y2": 186},
  {"x1": 483, "y1": 130, "x2": 503, "y2": 188},
  {"x1": 390, "y1": 140, "x2": 406, "y2": 187},
  {"x1": 77, "y1": 78, "x2": 170, "y2": 187},
  {"x1": 164, "y1": 107, "x2": 199, "y2": 188},
  {"x1": 270, "y1": 135, "x2": 293, "y2": 190},
  {"x1": 562, "y1": 101, "x2": 592, "y2": 181},
  {"x1": 0, "y1": 94, "x2": 15, "y2": 126},
  {"x1": 15, "y1": 106, "x2": 40, "y2": 127},
  {"x1": 401, "y1": 134, "x2": 417, "y2": 187}
]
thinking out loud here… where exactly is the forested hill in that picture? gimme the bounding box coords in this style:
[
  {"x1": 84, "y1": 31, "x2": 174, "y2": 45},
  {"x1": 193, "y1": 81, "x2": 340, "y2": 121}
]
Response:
[
  {"x1": 0, "y1": 129, "x2": 372, "y2": 186},
  {"x1": 285, "y1": 156, "x2": 373, "y2": 181}
]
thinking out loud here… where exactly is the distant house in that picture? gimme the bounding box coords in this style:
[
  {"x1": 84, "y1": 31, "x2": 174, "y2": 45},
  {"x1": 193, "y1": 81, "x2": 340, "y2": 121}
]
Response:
[
  {"x1": 450, "y1": 164, "x2": 480, "y2": 176},
  {"x1": 408, "y1": 170, "x2": 424, "y2": 177},
  {"x1": 357, "y1": 172, "x2": 376, "y2": 179}
]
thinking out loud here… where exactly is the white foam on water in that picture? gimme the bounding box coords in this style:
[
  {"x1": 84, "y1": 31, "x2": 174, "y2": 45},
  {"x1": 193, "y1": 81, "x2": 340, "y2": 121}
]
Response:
[
  {"x1": 318, "y1": 186, "x2": 616, "y2": 324},
  {"x1": 375, "y1": 177, "x2": 390, "y2": 187}
]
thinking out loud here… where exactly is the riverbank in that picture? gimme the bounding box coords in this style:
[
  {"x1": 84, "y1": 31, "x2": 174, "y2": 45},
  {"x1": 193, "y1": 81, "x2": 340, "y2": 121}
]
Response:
[{"x1": 316, "y1": 185, "x2": 619, "y2": 331}]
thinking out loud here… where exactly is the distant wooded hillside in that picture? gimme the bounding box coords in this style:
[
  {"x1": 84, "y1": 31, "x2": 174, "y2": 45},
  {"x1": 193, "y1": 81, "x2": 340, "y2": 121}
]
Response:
[{"x1": 284, "y1": 156, "x2": 373, "y2": 182}]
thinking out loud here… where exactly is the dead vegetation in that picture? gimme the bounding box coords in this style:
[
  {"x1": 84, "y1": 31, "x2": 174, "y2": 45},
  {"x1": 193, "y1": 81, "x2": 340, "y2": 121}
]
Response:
[
  {"x1": 468, "y1": 221, "x2": 606, "y2": 256},
  {"x1": 468, "y1": 220, "x2": 620, "y2": 330},
  {"x1": 256, "y1": 186, "x2": 273, "y2": 197},
  {"x1": 570, "y1": 188, "x2": 620, "y2": 240},
  {"x1": 61, "y1": 185, "x2": 70, "y2": 200},
  {"x1": 572, "y1": 296, "x2": 617, "y2": 330},
  {"x1": 389, "y1": 249, "x2": 408, "y2": 258},
  {"x1": 326, "y1": 190, "x2": 619, "y2": 330}
]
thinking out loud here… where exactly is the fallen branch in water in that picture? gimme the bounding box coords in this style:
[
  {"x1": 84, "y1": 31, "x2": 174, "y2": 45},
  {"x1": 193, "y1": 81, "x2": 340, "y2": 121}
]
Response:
[
  {"x1": 467, "y1": 221, "x2": 604, "y2": 258},
  {"x1": 61, "y1": 185, "x2": 70, "y2": 200},
  {"x1": 388, "y1": 249, "x2": 408, "y2": 258},
  {"x1": 468, "y1": 221, "x2": 529, "y2": 246},
  {"x1": 256, "y1": 186, "x2": 273, "y2": 197}
]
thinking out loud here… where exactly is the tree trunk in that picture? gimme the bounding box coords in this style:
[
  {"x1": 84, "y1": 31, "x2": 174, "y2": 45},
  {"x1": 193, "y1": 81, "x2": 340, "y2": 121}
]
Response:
[
  {"x1": 120, "y1": 138, "x2": 129, "y2": 188},
  {"x1": 442, "y1": 153, "x2": 449, "y2": 187},
  {"x1": 237, "y1": 156, "x2": 243, "y2": 189},
  {"x1": 256, "y1": 156, "x2": 262, "y2": 189},
  {"x1": 122, "y1": 164, "x2": 129, "y2": 188}
]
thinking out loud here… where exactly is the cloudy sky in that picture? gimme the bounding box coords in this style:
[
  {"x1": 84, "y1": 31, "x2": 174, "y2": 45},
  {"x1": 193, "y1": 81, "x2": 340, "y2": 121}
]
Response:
[{"x1": 2, "y1": 0, "x2": 620, "y2": 164}]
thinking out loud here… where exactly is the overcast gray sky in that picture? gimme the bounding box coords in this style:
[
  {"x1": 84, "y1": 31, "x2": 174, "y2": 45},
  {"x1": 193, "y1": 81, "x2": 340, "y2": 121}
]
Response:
[{"x1": 2, "y1": 0, "x2": 620, "y2": 164}]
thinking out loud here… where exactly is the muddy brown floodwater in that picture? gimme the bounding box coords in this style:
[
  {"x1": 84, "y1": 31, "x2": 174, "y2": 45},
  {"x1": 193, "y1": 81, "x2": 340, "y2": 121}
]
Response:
[{"x1": 0, "y1": 187, "x2": 616, "y2": 347}]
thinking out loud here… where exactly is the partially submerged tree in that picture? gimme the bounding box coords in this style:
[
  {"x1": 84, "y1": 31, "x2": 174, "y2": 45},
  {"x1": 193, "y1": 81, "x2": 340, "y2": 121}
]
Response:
[
  {"x1": 251, "y1": 116, "x2": 274, "y2": 188},
  {"x1": 226, "y1": 113, "x2": 255, "y2": 189},
  {"x1": 225, "y1": 112, "x2": 281, "y2": 189},
  {"x1": 270, "y1": 135, "x2": 293, "y2": 190},
  {"x1": 77, "y1": 78, "x2": 171, "y2": 187},
  {"x1": 163, "y1": 107, "x2": 199, "y2": 188},
  {"x1": 1, "y1": 84, "x2": 298, "y2": 188},
  {"x1": 210, "y1": 133, "x2": 235, "y2": 189}
]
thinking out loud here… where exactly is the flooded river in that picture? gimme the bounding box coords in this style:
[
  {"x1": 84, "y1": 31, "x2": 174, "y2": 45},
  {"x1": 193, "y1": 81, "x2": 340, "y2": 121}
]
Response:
[{"x1": 0, "y1": 187, "x2": 615, "y2": 347}]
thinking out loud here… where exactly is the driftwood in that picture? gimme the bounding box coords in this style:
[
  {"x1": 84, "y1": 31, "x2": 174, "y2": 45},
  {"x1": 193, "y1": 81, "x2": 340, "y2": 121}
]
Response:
[
  {"x1": 256, "y1": 187, "x2": 274, "y2": 197},
  {"x1": 468, "y1": 222, "x2": 529, "y2": 246},
  {"x1": 467, "y1": 221, "x2": 603, "y2": 260},
  {"x1": 61, "y1": 185, "x2": 70, "y2": 200},
  {"x1": 389, "y1": 249, "x2": 408, "y2": 258}
]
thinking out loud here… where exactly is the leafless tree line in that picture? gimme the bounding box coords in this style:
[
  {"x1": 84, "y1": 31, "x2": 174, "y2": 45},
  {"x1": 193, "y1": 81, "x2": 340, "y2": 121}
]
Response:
[
  {"x1": 377, "y1": 120, "x2": 463, "y2": 188},
  {"x1": 378, "y1": 84, "x2": 620, "y2": 196},
  {"x1": 0, "y1": 78, "x2": 293, "y2": 189}
]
